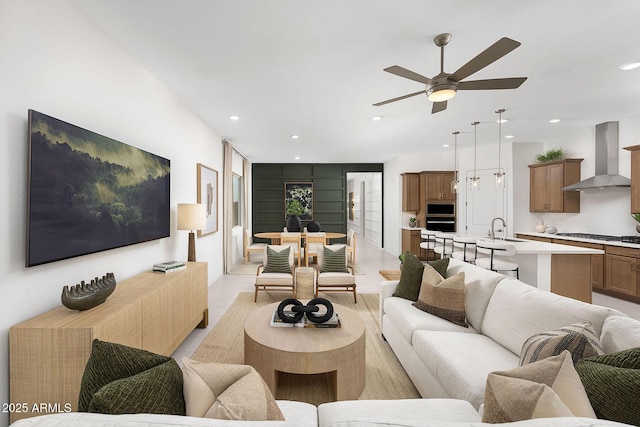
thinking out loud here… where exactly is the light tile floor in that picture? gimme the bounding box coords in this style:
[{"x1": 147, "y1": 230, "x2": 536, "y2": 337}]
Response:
[{"x1": 172, "y1": 236, "x2": 640, "y2": 361}]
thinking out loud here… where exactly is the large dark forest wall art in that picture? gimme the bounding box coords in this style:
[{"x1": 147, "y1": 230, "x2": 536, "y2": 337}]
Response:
[{"x1": 27, "y1": 110, "x2": 171, "y2": 266}]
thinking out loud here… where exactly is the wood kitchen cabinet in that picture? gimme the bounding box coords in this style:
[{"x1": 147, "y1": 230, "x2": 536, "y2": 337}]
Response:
[
  {"x1": 529, "y1": 159, "x2": 582, "y2": 213},
  {"x1": 402, "y1": 228, "x2": 427, "y2": 260},
  {"x1": 624, "y1": 145, "x2": 640, "y2": 213},
  {"x1": 605, "y1": 246, "x2": 640, "y2": 297},
  {"x1": 422, "y1": 171, "x2": 456, "y2": 201},
  {"x1": 402, "y1": 173, "x2": 420, "y2": 212}
]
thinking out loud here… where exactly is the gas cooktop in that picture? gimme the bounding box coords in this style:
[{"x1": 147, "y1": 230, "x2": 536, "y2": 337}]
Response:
[
  {"x1": 555, "y1": 233, "x2": 622, "y2": 241},
  {"x1": 554, "y1": 233, "x2": 640, "y2": 244}
]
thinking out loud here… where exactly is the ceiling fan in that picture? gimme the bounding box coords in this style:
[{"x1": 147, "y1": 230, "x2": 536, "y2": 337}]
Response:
[{"x1": 374, "y1": 33, "x2": 527, "y2": 114}]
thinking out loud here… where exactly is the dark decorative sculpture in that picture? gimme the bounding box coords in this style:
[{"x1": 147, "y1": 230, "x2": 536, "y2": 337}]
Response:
[
  {"x1": 307, "y1": 221, "x2": 321, "y2": 232},
  {"x1": 277, "y1": 298, "x2": 334, "y2": 324},
  {"x1": 61, "y1": 273, "x2": 116, "y2": 311}
]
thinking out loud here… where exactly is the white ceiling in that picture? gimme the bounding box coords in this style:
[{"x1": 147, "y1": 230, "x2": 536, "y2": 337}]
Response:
[{"x1": 72, "y1": 0, "x2": 640, "y2": 163}]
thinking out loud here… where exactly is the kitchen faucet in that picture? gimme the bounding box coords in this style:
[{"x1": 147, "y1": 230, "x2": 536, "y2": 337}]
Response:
[{"x1": 490, "y1": 217, "x2": 506, "y2": 240}]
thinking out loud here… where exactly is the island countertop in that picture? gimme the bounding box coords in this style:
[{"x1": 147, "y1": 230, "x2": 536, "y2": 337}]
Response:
[{"x1": 516, "y1": 231, "x2": 640, "y2": 250}]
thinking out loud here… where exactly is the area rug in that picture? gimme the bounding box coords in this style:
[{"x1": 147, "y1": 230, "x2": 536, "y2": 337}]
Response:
[{"x1": 191, "y1": 292, "x2": 419, "y2": 405}]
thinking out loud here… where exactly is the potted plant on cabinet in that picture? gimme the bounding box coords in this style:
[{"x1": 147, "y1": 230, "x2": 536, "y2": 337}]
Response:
[
  {"x1": 632, "y1": 213, "x2": 640, "y2": 233},
  {"x1": 409, "y1": 217, "x2": 417, "y2": 228}
]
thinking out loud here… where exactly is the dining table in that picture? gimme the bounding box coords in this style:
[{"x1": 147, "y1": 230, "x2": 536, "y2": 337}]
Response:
[{"x1": 254, "y1": 231, "x2": 346, "y2": 245}]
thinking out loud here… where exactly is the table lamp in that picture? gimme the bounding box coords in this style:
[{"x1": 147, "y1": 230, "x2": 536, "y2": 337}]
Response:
[{"x1": 177, "y1": 203, "x2": 207, "y2": 262}]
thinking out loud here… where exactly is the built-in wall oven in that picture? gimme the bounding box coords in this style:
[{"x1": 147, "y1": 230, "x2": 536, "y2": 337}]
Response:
[{"x1": 425, "y1": 202, "x2": 456, "y2": 232}]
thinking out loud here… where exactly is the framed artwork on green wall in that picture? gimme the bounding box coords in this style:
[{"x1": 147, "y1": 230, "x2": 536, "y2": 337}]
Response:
[{"x1": 285, "y1": 182, "x2": 313, "y2": 220}]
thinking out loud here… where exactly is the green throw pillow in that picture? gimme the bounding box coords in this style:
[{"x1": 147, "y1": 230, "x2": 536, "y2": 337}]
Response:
[
  {"x1": 393, "y1": 254, "x2": 449, "y2": 301},
  {"x1": 320, "y1": 246, "x2": 348, "y2": 273},
  {"x1": 78, "y1": 339, "x2": 185, "y2": 415},
  {"x1": 428, "y1": 257, "x2": 450, "y2": 279},
  {"x1": 263, "y1": 246, "x2": 291, "y2": 273},
  {"x1": 393, "y1": 252, "x2": 424, "y2": 300},
  {"x1": 575, "y1": 347, "x2": 640, "y2": 425}
]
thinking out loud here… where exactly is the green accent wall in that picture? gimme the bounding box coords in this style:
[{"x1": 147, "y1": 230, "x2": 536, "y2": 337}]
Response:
[{"x1": 252, "y1": 163, "x2": 383, "y2": 243}]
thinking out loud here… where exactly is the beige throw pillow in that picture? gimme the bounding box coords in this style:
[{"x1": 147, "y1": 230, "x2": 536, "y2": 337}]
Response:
[
  {"x1": 412, "y1": 265, "x2": 467, "y2": 327},
  {"x1": 182, "y1": 358, "x2": 284, "y2": 421},
  {"x1": 482, "y1": 351, "x2": 596, "y2": 423}
]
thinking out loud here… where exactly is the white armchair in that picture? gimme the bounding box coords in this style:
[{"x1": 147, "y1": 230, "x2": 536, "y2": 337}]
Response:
[
  {"x1": 315, "y1": 244, "x2": 357, "y2": 303},
  {"x1": 254, "y1": 245, "x2": 296, "y2": 302}
]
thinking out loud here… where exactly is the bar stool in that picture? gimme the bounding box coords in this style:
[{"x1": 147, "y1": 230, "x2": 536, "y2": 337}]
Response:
[
  {"x1": 419, "y1": 229, "x2": 437, "y2": 261},
  {"x1": 475, "y1": 240, "x2": 519, "y2": 278},
  {"x1": 433, "y1": 232, "x2": 454, "y2": 259},
  {"x1": 452, "y1": 235, "x2": 477, "y2": 263}
]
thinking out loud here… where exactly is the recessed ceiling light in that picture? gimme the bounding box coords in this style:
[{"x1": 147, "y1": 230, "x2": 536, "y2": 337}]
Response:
[
  {"x1": 442, "y1": 144, "x2": 450, "y2": 148},
  {"x1": 497, "y1": 119, "x2": 508, "y2": 124},
  {"x1": 293, "y1": 156, "x2": 300, "y2": 160},
  {"x1": 505, "y1": 135, "x2": 515, "y2": 139},
  {"x1": 549, "y1": 118, "x2": 562, "y2": 123},
  {"x1": 372, "y1": 116, "x2": 382, "y2": 121},
  {"x1": 291, "y1": 135, "x2": 300, "y2": 140},
  {"x1": 620, "y1": 61, "x2": 640, "y2": 71},
  {"x1": 229, "y1": 115, "x2": 240, "y2": 121}
]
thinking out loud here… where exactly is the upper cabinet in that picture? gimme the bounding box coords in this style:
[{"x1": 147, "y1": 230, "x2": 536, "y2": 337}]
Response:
[
  {"x1": 422, "y1": 172, "x2": 456, "y2": 201},
  {"x1": 624, "y1": 145, "x2": 640, "y2": 213},
  {"x1": 401, "y1": 173, "x2": 420, "y2": 212},
  {"x1": 529, "y1": 159, "x2": 582, "y2": 213}
]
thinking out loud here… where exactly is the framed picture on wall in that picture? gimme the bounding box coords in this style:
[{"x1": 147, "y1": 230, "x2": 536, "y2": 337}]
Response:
[
  {"x1": 197, "y1": 163, "x2": 218, "y2": 235},
  {"x1": 285, "y1": 182, "x2": 313, "y2": 220}
]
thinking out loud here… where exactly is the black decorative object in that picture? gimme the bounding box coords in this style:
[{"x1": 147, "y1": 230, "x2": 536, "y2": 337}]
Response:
[
  {"x1": 307, "y1": 221, "x2": 321, "y2": 232},
  {"x1": 286, "y1": 215, "x2": 302, "y2": 232},
  {"x1": 61, "y1": 273, "x2": 117, "y2": 311},
  {"x1": 277, "y1": 298, "x2": 334, "y2": 324}
]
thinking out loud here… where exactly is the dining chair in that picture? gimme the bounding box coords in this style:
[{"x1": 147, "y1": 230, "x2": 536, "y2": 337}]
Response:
[
  {"x1": 304, "y1": 232, "x2": 327, "y2": 266},
  {"x1": 475, "y1": 240, "x2": 519, "y2": 278},
  {"x1": 280, "y1": 232, "x2": 303, "y2": 267},
  {"x1": 346, "y1": 229, "x2": 356, "y2": 266},
  {"x1": 244, "y1": 228, "x2": 267, "y2": 264},
  {"x1": 315, "y1": 244, "x2": 357, "y2": 303},
  {"x1": 452, "y1": 235, "x2": 477, "y2": 263},
  {"x1": 254, "y1": 245, "x2": 296, "y2": 302}
]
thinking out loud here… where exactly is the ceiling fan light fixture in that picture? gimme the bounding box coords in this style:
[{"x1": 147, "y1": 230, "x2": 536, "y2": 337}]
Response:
[{"x1": 427, "y1": 87, "x2": 456, "y2": 102}]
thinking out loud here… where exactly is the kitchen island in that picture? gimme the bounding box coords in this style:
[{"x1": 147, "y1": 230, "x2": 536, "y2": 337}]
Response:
[{"x1": 506, "y1": 236, "x2": 603, "y2": 303}]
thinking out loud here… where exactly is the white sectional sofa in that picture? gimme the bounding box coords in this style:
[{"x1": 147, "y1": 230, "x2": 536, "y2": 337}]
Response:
[
  {"x1": 11, "y1": 400, "x2": 633, "y2": 426},
  {"x1": 380, "y1": 258, "x2": 640, "y2": 410}
]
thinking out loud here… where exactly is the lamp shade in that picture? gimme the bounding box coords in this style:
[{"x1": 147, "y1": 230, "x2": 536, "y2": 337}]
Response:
[{"x1": 177, "y1": 203, "x2": 207, "y2": 231}]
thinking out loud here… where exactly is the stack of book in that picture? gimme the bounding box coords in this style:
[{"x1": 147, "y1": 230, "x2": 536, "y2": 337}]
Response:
[
  {"x1": 269, "y1": 311, "x2": 341, "y2": 328},
  {"x1": 153, "y1": 261, "x2": 186, "y2": 273}
]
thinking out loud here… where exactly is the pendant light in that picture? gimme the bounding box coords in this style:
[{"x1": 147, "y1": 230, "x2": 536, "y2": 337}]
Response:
[
  {"x1": 494, "y1": 108, "x2": 506, "y2": 187},
  {"x1": 469, "y1": 121, "x2": 480, "y2": 191},
  {"x1": 451, "y1": 131, "x2": 460, "y2": 193}
]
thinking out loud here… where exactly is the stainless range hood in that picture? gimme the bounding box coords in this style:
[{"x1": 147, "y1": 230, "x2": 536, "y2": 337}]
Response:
[{"x1": 563, "y1": 121, "x2": 631, "y2": 191}]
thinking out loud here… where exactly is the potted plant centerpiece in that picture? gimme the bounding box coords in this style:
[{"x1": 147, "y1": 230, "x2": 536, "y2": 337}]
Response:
[{"x1": 285, "y1": 199, "x2": 305, "y2": 232}]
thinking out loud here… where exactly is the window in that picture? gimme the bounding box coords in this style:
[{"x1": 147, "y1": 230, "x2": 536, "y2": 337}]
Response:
[{"x1": 232, "y1": 173, "x2": 243, "y2": 227}]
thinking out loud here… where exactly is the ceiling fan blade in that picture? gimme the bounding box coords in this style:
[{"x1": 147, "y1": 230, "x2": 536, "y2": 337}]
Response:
[
  {"x1": 449, "y1": 37, "x2": 521, "y2": 82},
  {"x1": 458, "y1": 77, "x2": 527, "y2": 90},
  {"x1": 373, "y1": 90, "x2": 425, "y2": 106},
  {"x1": 431, "y1": 101, "x2": 447, "y2": 114},
  {"x1": 383, "y1": 65, "x2": 432, "y2": 84}
]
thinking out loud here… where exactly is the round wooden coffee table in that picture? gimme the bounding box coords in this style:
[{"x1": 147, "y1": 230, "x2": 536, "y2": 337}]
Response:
[{"x1": 244, "y1": 301, "x2": 365, "y2": 401}]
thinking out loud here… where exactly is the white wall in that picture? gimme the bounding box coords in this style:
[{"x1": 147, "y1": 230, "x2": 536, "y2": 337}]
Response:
[{"x1": 0, "y1": 2, "x2": 224, "y2": 424}]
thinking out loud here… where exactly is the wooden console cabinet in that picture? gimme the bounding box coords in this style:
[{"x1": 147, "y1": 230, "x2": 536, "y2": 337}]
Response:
[{"x1": 9, "y1": 262, "x2": 208, "y2": 423}]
